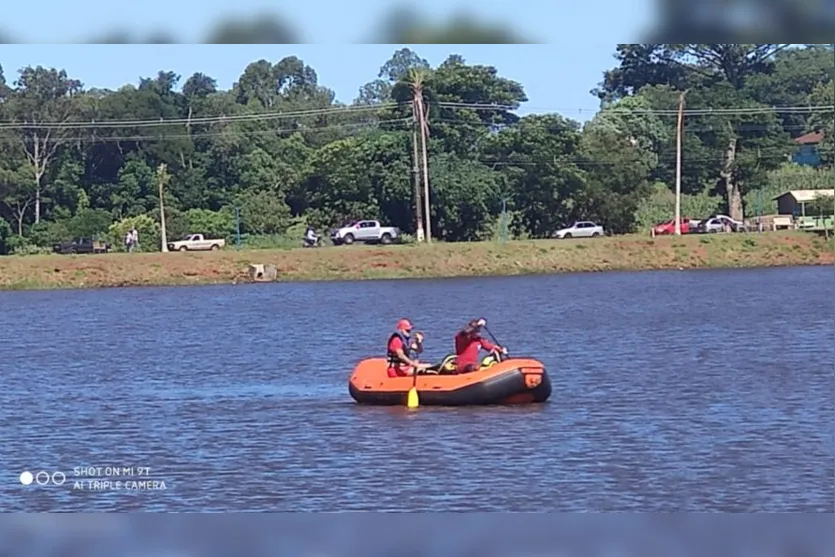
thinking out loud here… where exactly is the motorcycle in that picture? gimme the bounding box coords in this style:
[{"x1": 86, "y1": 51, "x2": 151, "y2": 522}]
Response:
[{"x1": 302, "y1": 236, "x2": 322, "y2": 248}]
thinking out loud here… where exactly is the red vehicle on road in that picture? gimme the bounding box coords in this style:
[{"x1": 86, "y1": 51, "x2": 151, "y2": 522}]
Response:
[{"x1": 652, "y1": 218, "x2": 692, "y2": 235}]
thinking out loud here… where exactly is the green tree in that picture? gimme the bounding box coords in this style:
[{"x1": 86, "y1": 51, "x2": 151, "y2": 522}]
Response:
[
  {"x1": 66, "y1": 208, "x2": 113, "y2": 239},
  {"x1": 481, "y1": 114, "x2": 587, "y2": 237},
  {"x1": 747, "y1": 163, "x2": 835, "y2": 215},
  {"x1": 807, "y1": 79, "x2": 834, "y2": 166},
  {"x1": 235, "y1": 190, "x2": 292, "y2": 236},
  {"x1": 186, "y1": 208, "x2": 237, "y2": 239},
  {"x1": 303, "y1": 132, "x2": 412, "y2": 231},
  {"x1": 0, "y1": 45, "x2": 831, "y2": 253},
  {"x1": 0, "y1": 163, "x2": 35, "y2": 236},
  {"x1": 596, "y1": 44, "x2": 798, "y2": 220},
  {"x1": 355, "y1": 48, "x2": 430, "y2": 105},
  {"x1": 579, "y1": 95, "x2": 670, "y2": 233},
  {"x1": 108, "y1": 214, "x2": 159, "y2": 252},
  {"x1": 391, "y1": 53, "x2": 528, "y2": 157},
  {"x1": 0, "y1": 217, "x2": 11, "y2": 254},
  {"x1": 6, "y1": 66, "x2": 83, "y2": 223},
  {"x1": 427, "y1": 154, "x2": 501, "y2": 241},
  {"x1": 634, "y1": 183, "x2": 724, "y2": 231}
]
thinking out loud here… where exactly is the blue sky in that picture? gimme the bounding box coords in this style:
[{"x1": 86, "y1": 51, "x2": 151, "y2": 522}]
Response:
[
  {"x1": 0, "y1": 0, "x2": 653, "y2": 43},
  {"x1": 0, "y1": 3, "x2": 655, "y2": 122},
  {"x1": 0, "y1": 44, "x2": 634, "y2": 123}
]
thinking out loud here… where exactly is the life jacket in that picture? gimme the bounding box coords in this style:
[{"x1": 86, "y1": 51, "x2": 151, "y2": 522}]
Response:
[{"x1": 386, "y1": 331, "x2": 413, "y2": 367}]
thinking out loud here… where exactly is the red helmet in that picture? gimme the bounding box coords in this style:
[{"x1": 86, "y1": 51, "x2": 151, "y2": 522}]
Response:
[{"x1": 396, "y1": 318, "x2": 413, "y2": 332}]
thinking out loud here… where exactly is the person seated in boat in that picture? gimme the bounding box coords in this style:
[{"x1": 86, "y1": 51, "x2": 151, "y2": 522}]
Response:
[
  {"x1": 386, "y1": 319, "x2": 430, "y2": 377},
  {"x1": 453, "y1": 318, "x2": 506, "y2": 374}
]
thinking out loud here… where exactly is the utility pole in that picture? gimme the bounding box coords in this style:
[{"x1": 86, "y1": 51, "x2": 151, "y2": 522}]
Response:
[
  {"x1": 157, "y1": 163, "x2": 169, "y2": 252},
  {"x1": 235, "y1": 206, "x2": 241, "y2": 250},
  {"x1": 674, "y1": 90, "x2": 688, "y2": 236},
  {"x1": 411, "y1": 106, "x2": 425, "y2": 243},
  {"x1": 416, "y1": 96, "x2": 432, "y2": 243}
]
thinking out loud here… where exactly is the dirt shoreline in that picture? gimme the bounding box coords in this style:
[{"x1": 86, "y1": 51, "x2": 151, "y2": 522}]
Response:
[{"x1": 0, "y1": 232, "x2": 831, "y2": 291}]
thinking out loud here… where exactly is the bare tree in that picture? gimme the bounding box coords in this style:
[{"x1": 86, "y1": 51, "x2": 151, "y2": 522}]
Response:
[
  {"x1": 11, "y1": 66, "x2": 82, "y2": 224},
  {"x1": 0, "y1": 177, "x2": 35, "y2": 236}
]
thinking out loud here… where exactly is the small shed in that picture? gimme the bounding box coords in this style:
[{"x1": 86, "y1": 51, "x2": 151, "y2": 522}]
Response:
[
  {"x1": 773, "y1": 189, "x2": 834, "y2": 217},
  {"x1": 792, "y1": 131, "x2": 824, "y2": 167}
]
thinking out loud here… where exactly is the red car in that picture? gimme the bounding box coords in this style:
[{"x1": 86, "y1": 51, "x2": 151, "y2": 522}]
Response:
[{"x1": 652, "y1": 218, "x2": 692, "y2": 235}]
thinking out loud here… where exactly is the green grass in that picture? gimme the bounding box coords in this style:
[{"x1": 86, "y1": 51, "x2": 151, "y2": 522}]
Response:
[{"x1": 1, "y1": 230, "x2": 832, "y2": 291}]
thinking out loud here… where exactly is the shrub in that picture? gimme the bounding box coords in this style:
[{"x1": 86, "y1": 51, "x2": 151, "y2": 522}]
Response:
[
  {"x1": 107, "y1": 214, "x2": 160, "y2": 252},
  {"x1": 745, "y1": 163, "x2": 835, "y2": 216},
  {"x1": 186, "y1": 209, "x2": 237, "y2": 240},
  {"x1": 634, "y1": 182, "x2": 723, "y2": 230},
  {"x1": 0, "y1": 218, "x2": 11, "y2": 255}
]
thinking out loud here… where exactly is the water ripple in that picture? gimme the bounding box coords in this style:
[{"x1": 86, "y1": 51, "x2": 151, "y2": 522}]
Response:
[{"x1": 0, "y1": 266, "x2": 832, "y2": 511}]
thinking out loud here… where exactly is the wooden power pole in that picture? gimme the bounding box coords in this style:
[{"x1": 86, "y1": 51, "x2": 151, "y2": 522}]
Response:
[
  {"x1": 411, "y1": 107, "x2": 425, "y2": 243},
  {"x1": 157, "y1": 163, "x2": 169, "y2": 252},
  {"x1": 674, "y1": 90, "x2": 688, "y2": 236},
  {"x1": 416, "y1": 97, "x2": 432, "y2": 243}
]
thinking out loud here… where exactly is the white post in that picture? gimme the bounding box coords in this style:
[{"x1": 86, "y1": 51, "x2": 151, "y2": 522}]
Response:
[
  {"x1": 417, "y1": 97, "x2": 432, "y2": 243},
  {"x1": 158, "y1": 163, "x2": 169, "y2": 252},
  {"x1": 674, "y1": 91, "x2": 687, "y2": 236},
  {"x1": 411, "y1": 112, "x2": 425, "y2": 243}
]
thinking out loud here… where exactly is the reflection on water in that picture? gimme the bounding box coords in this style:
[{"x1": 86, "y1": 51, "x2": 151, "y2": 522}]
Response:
[{"x1": 1, "y1": 266, "x2": 832, "y2": 511}]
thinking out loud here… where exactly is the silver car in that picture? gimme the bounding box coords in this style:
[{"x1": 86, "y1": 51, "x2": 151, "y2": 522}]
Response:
[
  {"x1": 552, "y1": 221, "x2": 605, "y2": 239},
  {"x1": 699, "y1": 215, "x2": 745, "y2": 233}
]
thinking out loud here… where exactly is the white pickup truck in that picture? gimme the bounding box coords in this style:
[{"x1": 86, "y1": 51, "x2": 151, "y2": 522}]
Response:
[
  {"x1": 330, "y1": 220, "x2": 401, "y2": 246},
  {"x1": 167, "y1": 233, "x2": 226, "y2": 252}
]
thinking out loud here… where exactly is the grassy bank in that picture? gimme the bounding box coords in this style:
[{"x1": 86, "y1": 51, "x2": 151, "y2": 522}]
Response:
[{"x1": 0, "y1": 231, "x2": 831, "y2": 291}]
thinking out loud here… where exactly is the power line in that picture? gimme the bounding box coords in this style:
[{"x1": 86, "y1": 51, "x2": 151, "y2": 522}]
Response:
[
  {"x1": 0, "y1": 100, "x2": 833, "y2": 130},
  {"x1": 433, "y1": 117, "x2": 820, "y2": 134},
  {"x1": 0, "y1": 118, "x2": 412, "y2": 144},
  {"x1": 496, "y1": 105, "x2": 835, "y2": 116},
  {"x1": 0, "y1": 121, "x2": 803, "y2": 168},
  {"x1": 0, "y1": 102, "x2": 405, "y2": 130},
  {"x1": 0, "y1": 113, "x2": 821, "y2": 146},
  {"x1": 434, "y1": 101, "x2": 835, "y2": 115},
  {"x1": 476, "y1": 152, "x2": 803, "y2": 168}
]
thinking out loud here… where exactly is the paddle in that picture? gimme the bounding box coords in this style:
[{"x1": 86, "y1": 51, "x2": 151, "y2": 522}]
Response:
[
  {"x1": 482, "y1": 324, "x2": 508, "y2": 362},
  {"x1": 406, "y1": 368, "x2": 419, "y2": 408},
  {"x1": 482, "y1": 324, "x2": 499, "y2": 345},
  {"x1": 406, "y1": 332, "x2": 423, "y2": 409}
]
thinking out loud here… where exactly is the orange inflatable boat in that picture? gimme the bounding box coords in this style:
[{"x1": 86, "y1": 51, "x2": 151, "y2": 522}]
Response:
[{"x1": 348, "y1": 352, "x2": 551, "y2": 406}]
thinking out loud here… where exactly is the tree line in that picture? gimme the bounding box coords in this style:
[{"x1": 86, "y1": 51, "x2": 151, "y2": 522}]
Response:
[{"x1": 1, "y1": 44, "x2": 833, "y2": 254}]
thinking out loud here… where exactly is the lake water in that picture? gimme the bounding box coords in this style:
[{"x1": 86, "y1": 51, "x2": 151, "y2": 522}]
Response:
[{"x1": 1, "y1": 265, "x2": 832, "y2": 512}]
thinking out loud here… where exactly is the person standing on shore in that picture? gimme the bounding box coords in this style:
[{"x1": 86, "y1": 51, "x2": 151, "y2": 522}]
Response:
[{"x1": 130, "y1": 228, "x2": 139, "y2": 251}]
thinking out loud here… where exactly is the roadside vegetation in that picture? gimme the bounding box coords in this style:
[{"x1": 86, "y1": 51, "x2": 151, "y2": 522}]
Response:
[
  {"x1": 1, "y1": 231, "x2": 831, "y2": 291},
  {"x1": 0, "y1": 44, "x2": 833, "y2": 290}
]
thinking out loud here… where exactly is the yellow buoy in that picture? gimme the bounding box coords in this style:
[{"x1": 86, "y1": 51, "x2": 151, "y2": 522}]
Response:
[{"x1": 406, "y1": 386, "x2": 419, "y2": 409}]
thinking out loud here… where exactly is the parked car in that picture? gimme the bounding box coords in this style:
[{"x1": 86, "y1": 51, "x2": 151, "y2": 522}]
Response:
[
  {"x1": 652, "y1": 218, "x2": 693, "y2": 235},
  {"x1": 551, "y1": 221, "x2": 604, "y2": 239},
  {"x1": 696, "y1": 214, "x2": 745, "y2": 233},
  {"x1": 53, "y1": 237, "x2": 110, "y2": 254},
  {"x1": 722, "y1": 215, "x2": 746, "y2": 231},
  {"x1": 167, "y1": 233, "x2": 226, "y2": 252},
  {"x1": 330, "y1": 220, "x2": 400, "y2": 245}
]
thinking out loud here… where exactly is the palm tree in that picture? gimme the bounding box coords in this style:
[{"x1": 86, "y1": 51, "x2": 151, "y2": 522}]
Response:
[{"x1": 407, "y1": 68, "x2": 432, "y2": 243}]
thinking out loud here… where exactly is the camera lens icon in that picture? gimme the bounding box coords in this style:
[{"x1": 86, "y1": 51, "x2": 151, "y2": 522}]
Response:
[{"x1": 20, "y1": 471, "x2": 65, "y2": 486}]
